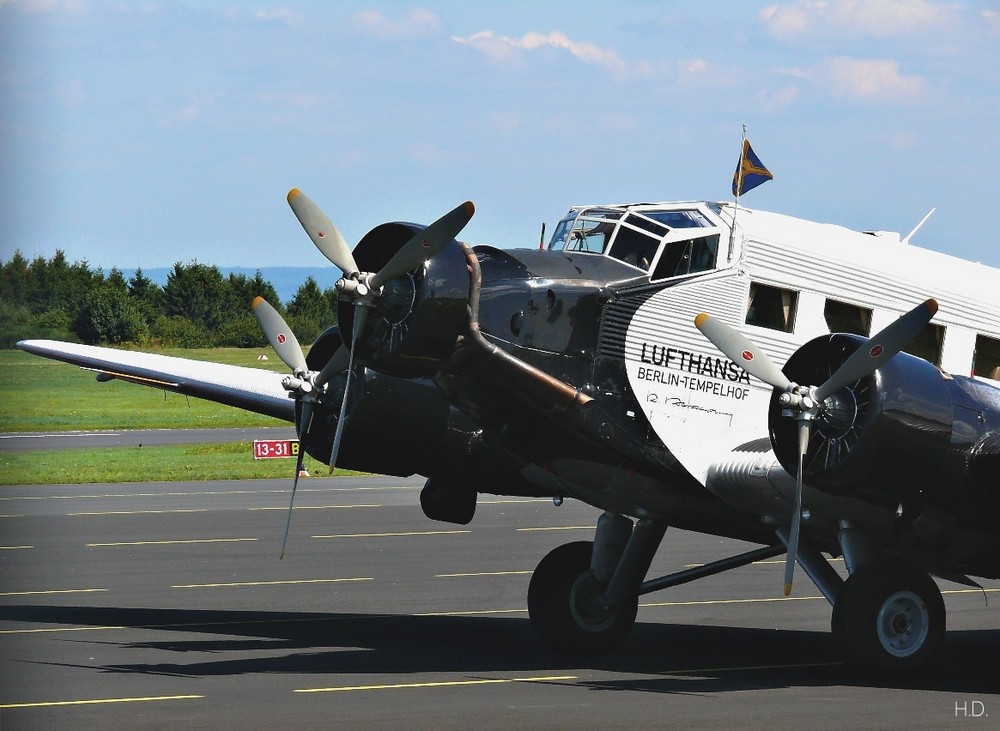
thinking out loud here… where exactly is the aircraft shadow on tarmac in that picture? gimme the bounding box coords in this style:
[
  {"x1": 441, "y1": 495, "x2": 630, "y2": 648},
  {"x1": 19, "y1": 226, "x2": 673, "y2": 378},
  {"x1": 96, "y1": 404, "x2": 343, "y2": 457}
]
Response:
[{"x1": 3, "y1": 604, "x2": 998, "y2": 695}]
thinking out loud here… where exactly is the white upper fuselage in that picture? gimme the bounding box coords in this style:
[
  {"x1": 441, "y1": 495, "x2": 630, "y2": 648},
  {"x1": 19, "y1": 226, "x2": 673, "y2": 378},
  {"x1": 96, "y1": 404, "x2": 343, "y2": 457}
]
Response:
[{"x1": 548, "y1": 201, "x2": 1000, "y2": 492}]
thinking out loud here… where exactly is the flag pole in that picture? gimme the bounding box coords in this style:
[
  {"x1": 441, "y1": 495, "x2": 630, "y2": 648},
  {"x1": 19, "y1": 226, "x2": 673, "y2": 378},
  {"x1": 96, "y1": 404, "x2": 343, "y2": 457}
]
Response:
[{"x1": 728, "y1": 124, "x2": 747, "y2": 261}]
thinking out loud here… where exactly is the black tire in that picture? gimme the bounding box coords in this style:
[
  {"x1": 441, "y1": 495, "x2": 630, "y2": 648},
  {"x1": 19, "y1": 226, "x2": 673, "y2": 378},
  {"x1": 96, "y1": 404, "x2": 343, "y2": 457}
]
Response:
[
  {"x1": 831, "y1": 561, "x2": 945, "y2": 674},
  {"x1": 527, "y1": 541, "x2": 638, "y2": 654}
]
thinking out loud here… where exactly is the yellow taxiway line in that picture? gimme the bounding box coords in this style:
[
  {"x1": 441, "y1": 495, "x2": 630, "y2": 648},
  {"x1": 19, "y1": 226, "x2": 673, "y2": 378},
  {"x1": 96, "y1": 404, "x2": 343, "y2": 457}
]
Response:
[
  {"x1": 247, "y1": 504, "x2": 381, "y2": 511},
  {"x1": 295, "y1": 675, "x2": 576, "y2": 694},
  {"x1": 0, "y1": 588, "x2": 107, "y2": 597},
  {"x1": 1, "y1": 694, "x2": 204, "y2": 709},
  {"x1": 435, "y1": 570, "x2": 532, "y2": 578},
  {"x1": 86, "y1": 538, "x2": 257, "y2": 547},
  {"x1": 69, "y1": 509, "x2": 208, "y2": 516},
  {"x1": 171, "y1": 577, "x2": 372, "y2": 589},
  {"x1": 312, "y1": 530, "x2": 471, "y2": 539}
]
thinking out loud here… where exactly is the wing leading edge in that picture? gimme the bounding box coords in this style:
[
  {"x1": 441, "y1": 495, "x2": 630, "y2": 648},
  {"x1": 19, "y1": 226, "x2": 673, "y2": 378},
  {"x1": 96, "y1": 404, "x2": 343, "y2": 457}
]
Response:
[{"x1": 17, "y1": 339, "x2": 294, "y2": 422}]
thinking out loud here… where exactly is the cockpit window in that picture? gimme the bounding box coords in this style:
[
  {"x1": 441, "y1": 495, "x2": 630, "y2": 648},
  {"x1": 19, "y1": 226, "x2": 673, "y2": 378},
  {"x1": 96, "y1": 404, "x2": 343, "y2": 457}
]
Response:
[
  {"x1": 651, "y1": 234, "x2": 719, "y2": 280},
  {"x1": 609, "y1": 225, "x2": 660, "y2": 270},
  {"x1": 644, "y1": 210, "x2": 713, "y2": 229},
  {"x1": 557, "y1": 209, "x2": 622, "y2": 254},
  {"x1": 549, "y1": 205, "x2": 720, "y2": 279}
]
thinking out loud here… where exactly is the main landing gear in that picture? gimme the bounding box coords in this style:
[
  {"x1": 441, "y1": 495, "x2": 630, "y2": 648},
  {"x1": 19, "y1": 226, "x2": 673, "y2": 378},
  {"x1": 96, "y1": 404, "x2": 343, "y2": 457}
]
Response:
[{"x1": 526, "y1": 513, "x2": 946, "y2": 673}]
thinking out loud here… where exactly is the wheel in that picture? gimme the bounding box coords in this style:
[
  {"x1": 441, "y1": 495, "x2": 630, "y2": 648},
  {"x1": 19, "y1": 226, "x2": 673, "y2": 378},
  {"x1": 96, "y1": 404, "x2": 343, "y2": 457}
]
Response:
[
  {"x1": 831, "y1": 561, "x2": 945, "y2": 673},
  {"x1": 527, "y1": 541, "x2": 638, "y2": 654}
]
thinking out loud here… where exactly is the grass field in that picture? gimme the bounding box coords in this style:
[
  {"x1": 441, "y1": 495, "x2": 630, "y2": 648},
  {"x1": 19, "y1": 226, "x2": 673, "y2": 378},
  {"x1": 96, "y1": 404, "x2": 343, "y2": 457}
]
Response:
[
  {"x1": 1, "y1": 347, "x2": 290, "y2": 432},
  {"x1": 0, "y1": 346, "x2": 369, "y2": 485},
  {"x1": 1, "y1": 442, "x2": 352, "y2": 485}
]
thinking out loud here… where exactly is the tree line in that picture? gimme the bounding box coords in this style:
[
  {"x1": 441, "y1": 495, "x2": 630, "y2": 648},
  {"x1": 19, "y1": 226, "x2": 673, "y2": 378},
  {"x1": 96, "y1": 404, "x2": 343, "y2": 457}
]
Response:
[{"x1": 0, "y1": 250, "x2": 338, "y2": 349}]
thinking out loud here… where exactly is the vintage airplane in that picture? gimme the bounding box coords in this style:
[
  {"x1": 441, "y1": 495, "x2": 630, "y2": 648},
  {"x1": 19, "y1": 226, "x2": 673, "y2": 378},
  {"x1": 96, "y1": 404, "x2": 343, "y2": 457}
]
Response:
[{"x1": 18, "y1": 187, "x2": 1000, "y2": 675}]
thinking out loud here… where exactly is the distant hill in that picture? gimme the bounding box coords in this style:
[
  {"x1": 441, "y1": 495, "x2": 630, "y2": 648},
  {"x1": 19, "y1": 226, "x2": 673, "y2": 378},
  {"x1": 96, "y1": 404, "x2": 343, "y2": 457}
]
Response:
[{"x1": 120, "y1": 267, "x2": 342, "y2": 307}]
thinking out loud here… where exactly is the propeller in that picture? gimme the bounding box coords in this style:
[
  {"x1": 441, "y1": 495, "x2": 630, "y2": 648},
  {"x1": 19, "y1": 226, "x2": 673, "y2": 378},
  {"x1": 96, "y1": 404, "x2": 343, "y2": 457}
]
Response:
[
  {"x1": 287, "y1": 189, "x2": 359, "y2": 280},
  {"x1": 285, "y1": 190, "x2": 475, "y2": 471},
  {"x1": 259, "y1": 190, "x2": 476, "y2": 547},
  {"x1": 253, "y1": 296, "x2": 332, "y2": 557},
  {"x1": 695, "y1": 298, "x2": 938, "y2": 595}
]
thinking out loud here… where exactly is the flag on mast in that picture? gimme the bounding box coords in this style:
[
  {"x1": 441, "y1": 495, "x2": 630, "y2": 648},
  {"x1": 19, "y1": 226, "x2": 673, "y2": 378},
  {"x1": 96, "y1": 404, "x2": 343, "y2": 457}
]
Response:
[{"x1": 732, "y1": 139, "x2": 773, "y2": 196}]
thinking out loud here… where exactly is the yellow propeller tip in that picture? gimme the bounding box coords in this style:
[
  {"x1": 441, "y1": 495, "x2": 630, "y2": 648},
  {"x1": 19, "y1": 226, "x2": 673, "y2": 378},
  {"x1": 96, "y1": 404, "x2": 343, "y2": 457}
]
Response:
[
  {"x1": 251, "y1": 296, "x2": 265, "y2": 309},
  {"x1": 694, "y1": 313, "x2": 709, "y2": 328},
  {"x1": 287, "y1": 188, "x2": 301, "y2": 203},
  {"x1": 924, "y1": 298, "x2": 939, "y2": 316},
  {"x1": 783, "y1": 583, "x2": 793, "y2": 597},
  {"x1": 464, "y1": 200, "x2": 476, "y2": 217}
]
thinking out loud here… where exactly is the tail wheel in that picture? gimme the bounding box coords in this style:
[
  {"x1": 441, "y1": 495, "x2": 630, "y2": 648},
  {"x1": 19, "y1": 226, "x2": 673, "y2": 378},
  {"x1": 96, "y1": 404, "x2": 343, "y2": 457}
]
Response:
[
  {"x1": 831, "y1": 561, "x2": 945, "y2": 673},
  {"x1": 527, "y1": 541, "x2": 638, "y2": 654}
]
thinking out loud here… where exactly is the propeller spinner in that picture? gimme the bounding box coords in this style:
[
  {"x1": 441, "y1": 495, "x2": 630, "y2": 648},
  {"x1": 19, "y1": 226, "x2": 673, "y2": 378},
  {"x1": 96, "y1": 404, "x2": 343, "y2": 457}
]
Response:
[{"x1": 695, "y1": 298, "x2": 938, "y2": 595}]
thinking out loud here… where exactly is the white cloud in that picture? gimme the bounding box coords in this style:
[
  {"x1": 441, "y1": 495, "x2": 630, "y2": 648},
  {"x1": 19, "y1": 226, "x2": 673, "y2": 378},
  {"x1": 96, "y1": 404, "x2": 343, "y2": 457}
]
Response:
[
  {"x1": 756, "y1": 85, "x2": 800, "y2": 110},
  {"x1": 453, "y1": 29, "x2": 628, "y2": 78},
  {"x1": 254, "y1": 8, "x2": 300, "y2": 26},
  {"x1": 984, "y1": 10, "x2": 1000, "y2": 35},
  {"x1": 760, "y1": 0, "x2": 957, "y2": 40},
  {"x1": 13, "y1": 0, "x2": 86, "y2": 12},
  {"x1": 352, "y1": 8, "x2": 442, "y2": 39},
  {"x1": 824, "y1": 57, "x2": 925, "y2": 102}
]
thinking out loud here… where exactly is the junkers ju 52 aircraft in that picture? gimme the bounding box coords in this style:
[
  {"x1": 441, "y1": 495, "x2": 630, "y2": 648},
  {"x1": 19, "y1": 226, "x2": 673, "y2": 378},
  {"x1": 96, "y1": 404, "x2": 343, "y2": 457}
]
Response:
[{"x1": 19, "y1": 184, "x2": 1000, "y2": 674}]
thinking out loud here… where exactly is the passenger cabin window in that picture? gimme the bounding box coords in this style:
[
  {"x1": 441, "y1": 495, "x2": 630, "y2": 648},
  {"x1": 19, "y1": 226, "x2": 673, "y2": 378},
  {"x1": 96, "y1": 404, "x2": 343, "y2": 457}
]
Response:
[
  {"x1": 824, "y1": 299, "x2": 872, "y2": 336},
  {"x1": 746, "y1": 283, "x2": 798, "y2": 332},
  {"x1": 903, "y1": 323, "x2": 944, "y2": 366},
  {"x1": 973, "y1": 334, "x2": 1000, "y2": 381}
]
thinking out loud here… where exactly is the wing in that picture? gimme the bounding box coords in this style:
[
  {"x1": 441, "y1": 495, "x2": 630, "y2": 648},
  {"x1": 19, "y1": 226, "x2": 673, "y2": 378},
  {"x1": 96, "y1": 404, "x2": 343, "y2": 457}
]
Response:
[{"x1": 17, "y1": 339, "x2": 294, "y2": 422}]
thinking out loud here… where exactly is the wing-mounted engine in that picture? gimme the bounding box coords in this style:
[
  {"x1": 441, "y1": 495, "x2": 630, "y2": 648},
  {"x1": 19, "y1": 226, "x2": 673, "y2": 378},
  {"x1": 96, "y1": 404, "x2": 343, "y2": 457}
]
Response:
[
  {"x1": 768, "y1": 333, "x2": 1000, "y2": 552},
  {"x1": 768, "y1": 334, "x2": 955, "y2": 507},
  {"x1": 340, "y1": 222, "x2": 471, "y2": 378}
]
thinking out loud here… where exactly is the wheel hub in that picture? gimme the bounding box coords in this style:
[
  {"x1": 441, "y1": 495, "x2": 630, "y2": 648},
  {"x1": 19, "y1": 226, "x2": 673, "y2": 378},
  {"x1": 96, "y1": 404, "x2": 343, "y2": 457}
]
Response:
[
  {"x1": 877, "y1": 590, "x2": 929, "y2": 657},
  {"x1": 569, "y1": 572, "x2": 615, "y2": 632}
]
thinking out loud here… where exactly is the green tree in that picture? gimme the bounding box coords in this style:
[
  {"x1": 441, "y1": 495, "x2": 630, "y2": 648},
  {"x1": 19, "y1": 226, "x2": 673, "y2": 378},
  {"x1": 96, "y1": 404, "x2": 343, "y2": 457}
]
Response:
[
  {"x1": 163, "y1": 262, "x2": 230, "y2": 335},
  {"x1": 73, "y1": 283, "x2": 148, "y2": 345},
  {"x1": 287, "y1": 276, "x2": 335, "y2": 344},
  {"x1": 128, "y1": 267, "x2": 164, "y2": 324}
]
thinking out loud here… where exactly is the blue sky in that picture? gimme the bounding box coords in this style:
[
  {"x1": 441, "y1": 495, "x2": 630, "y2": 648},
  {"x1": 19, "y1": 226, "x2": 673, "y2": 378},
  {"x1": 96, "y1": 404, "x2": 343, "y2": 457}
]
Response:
[{"x1": 2, "y1": 0, "x2": 999, "y2": 272}]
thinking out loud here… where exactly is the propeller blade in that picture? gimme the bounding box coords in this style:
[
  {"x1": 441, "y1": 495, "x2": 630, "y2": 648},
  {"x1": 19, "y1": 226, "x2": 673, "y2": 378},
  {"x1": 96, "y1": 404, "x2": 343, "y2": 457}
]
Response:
[
  {"x1": 694, "y1": 313, "x2": 791, "y2": 391},
  {"x1": 329, "y1": 307, "x2": 369, "y2": 472},
  {"x1": 783, "y1": 420, "x2": 810, "y2": 596},
  {"x1": 369, "y1": 201, "x2": 475, "y2": 290},
  {"x1": 252, "y1": 297, "x2": 308, "y2": 375},
  {"x1": 287, "y1": 189, "x2": 359, "y2": 277},
  {"x1": 313, "y1": 345, "x2": 350, "y2": 389},
  {"x1": 279, "y1": 398, "x2": 313, "y2": 559},
  {"x1": 814, "y1": 298, "x2": 938, "y2": 402}
]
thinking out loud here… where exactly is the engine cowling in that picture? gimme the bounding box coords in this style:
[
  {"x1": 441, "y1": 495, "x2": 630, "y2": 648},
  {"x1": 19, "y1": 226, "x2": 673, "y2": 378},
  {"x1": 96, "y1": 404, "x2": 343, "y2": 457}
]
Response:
[
  {"x1": 300, "y1": 325, "x2": 453, "y2": 475},
  {"x1": 769, "y1": 334, "x2": 998, "y2": 522},
  {"x1": 338, "y1": 222, "x2": 471, "y2": 378}
]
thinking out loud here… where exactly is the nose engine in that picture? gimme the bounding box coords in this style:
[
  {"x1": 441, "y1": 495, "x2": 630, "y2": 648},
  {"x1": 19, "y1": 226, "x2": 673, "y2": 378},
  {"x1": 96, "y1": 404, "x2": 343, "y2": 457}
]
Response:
[{"x1": 340, "y1": 222, "x2": 472, "y2": 378}]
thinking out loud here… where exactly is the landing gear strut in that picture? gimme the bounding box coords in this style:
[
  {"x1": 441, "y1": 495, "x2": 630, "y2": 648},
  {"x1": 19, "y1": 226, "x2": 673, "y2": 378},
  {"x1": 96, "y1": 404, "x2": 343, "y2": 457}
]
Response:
[{"x1": 525, "y1": 513, "x2": 948, "y2": 672}]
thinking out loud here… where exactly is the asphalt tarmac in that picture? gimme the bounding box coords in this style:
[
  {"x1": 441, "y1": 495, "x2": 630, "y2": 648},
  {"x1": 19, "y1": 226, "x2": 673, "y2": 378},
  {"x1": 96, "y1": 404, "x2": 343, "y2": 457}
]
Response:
[{"x1": 2, "y1": 474, "x2": 999, "y2": 730}]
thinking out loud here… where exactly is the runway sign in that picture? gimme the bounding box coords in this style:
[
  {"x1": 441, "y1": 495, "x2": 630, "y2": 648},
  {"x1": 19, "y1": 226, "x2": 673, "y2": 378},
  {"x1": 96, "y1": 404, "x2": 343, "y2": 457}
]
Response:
[{"x1": 253, "y1": 439, "x2": 300, "y2": 459}]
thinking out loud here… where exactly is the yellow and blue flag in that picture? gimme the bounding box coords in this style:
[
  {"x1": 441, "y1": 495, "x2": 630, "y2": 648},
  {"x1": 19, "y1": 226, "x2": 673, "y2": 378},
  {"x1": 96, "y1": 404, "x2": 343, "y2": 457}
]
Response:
[{"x1": 732, "y1": 139, "x2": 773, "y2": 196}]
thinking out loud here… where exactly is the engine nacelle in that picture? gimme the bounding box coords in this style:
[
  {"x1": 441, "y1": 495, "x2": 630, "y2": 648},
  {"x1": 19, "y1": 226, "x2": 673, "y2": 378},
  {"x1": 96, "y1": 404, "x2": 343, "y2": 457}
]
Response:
[
  {"x1": 340, "y1": 222, "x2": 472, "y2": 378},
  {"x1": 769, "y1": 334, "x2": 999, "y2": 521},
  {"x1": 301, "y1": 325, "x2": 453, "y2": 475}
]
